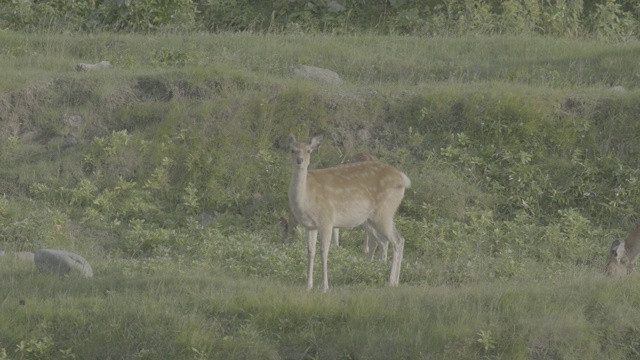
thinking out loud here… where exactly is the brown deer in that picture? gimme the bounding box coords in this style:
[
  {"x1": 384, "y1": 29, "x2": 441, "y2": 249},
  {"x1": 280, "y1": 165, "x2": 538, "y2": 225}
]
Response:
[
  {"x1": 604, "y1": 239, "x2": 626, "y2": 277},
  {"x1": 279, "y1": 152, "x2": 390, "y2": 261},
  {"x1": 605, "y1": 221, "x2": 640, "y2": 276},
  {"x1": 288, "y1": 134, "x2": 410, "y2": 292}
]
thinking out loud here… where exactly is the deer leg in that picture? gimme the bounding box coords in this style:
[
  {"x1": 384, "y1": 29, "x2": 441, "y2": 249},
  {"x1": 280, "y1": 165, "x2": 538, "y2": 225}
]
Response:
[
  {"x1": 320, "y1": 225, "x2": 333, "y2": 293},
  {"x1": 331, "y1": 228, "x2": 340, "y2": 247},
  {"x1": 364, "y1": 222, "x2": 389, "y2": 262},
  {"x1": 366, "y1": 231, "x2": 376, "y2": 260},
  {"x1": 391, "y1": 229, "x2": 405, "y2": 285},
  {"x1": 364, "y1": 223, "x2": 379, "y2": 261},
  {"x1": 363, "y1": 227, "x2": 370, "y2": 255},
  {"x1": 306, "y1": 229, "x2": 318, "y2": 290},
  {"x1": 380, "y1": 236, "x2": 389, "y2": 263},
  {"x1": 369, "y1": 218, "x2": 403, "y2": 286}
]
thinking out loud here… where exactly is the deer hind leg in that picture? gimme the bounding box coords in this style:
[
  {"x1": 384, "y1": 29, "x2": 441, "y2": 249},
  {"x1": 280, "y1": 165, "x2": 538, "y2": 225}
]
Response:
[
  {"x1": 363, "y1": 223, "x2": 389, "y2": 262},
  {"x1": 306, "y1": 229, "x2": 318, "y2": 290},
  {"x1": 331, "y1": 228, "x2": 340, "y2": 247},
  {"x1": 368, "y1": 217, "x2": 404, "y2": 286},
  {"x1": 363, "y1": 229, "x2": 370, "y2": 255},
  {"x1": 391, "y1": 229, "x2": 405, "y2": 285}
]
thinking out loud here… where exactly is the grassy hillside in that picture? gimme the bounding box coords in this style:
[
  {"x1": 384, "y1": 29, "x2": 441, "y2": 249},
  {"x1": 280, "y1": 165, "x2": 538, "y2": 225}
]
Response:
[{"x1": 1, "y1": 31, "x2": 640, "y2": 358}]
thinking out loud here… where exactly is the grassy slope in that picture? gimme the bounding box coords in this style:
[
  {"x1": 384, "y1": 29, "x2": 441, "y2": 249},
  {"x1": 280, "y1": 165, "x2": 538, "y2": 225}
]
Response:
[{"x1": 0, "y1": 31, "x2": 640, "y2": 359}]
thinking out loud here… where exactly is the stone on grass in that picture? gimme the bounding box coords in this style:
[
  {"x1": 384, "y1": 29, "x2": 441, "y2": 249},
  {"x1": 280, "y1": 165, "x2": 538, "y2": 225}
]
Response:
[
  {"x1": 34, "y1": 249, "x2": 93, "y2": 278},
  {"x1": 76, "y1": 61, "x2": 112, "y2": 72},
  {"x1": 288, "y1": 65, "x2": 343, "y2": 85}
]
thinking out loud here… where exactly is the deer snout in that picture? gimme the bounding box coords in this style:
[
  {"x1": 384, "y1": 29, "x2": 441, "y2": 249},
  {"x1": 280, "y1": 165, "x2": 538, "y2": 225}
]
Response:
[{"x1": 296, "y1": 157, "x2": 304, "y2": 165}]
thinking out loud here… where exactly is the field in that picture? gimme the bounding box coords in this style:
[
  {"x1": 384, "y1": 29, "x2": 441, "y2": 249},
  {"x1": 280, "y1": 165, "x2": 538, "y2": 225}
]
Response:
[{"x1": 1, "y1": 30, "x2": 640, "y2": 359}]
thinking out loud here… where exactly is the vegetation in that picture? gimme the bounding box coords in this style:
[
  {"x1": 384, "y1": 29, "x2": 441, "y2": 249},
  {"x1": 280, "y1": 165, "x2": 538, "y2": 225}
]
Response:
[
  {"x1": 0, "y1": 0, "x2": 639, "y2": 40},
  {"x1": 1, "y1": 2, "x2": 640, "y2": 359}
]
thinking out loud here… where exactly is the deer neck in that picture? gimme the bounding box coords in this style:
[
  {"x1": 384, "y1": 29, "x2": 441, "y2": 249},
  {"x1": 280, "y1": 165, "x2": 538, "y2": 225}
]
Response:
[{"x1": 289, "y1": 166, "x2": 311, "y2": 215}]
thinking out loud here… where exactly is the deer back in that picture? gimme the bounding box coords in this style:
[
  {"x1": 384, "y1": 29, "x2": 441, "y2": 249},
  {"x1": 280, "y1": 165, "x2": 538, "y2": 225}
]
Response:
[{"x1": 303, "y1": 161, "x2": 410, "y2": 228}]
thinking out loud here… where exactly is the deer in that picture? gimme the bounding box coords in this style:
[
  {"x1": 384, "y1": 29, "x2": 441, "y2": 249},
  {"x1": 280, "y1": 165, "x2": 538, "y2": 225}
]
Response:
[
  {"x1": 280, "y1": 151, "x2": 390, "y2": 261},
  {"x1": 288, "y1": 134, "x2": 410, "y2": 292},
  {"x1": 605, "y1": 221, "x2": 640, "y2": 276}
]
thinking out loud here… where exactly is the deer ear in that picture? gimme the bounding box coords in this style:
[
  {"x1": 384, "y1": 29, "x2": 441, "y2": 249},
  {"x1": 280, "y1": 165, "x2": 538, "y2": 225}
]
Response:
[
  {"x1": 289, "y1": 134, "x2": 296, "y2": 145},
  {"x1": 310, "y1": 135, "x2": 323, "y2": 150}
]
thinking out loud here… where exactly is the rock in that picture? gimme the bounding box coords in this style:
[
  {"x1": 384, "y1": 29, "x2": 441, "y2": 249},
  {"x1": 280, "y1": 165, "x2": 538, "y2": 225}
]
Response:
[
  {"x1": 76, "y1": 61, "x2": 112, "y2": 72},
  {"x1": 356, "y1": 128, "x2": 371, "y2": 143},
  {"x1": 62, "y1": 115, "x2": 84, "y2": 129},
  {"x1": 327, "y1": 1, "x2": 347, "y2": 12},
  {"x1": 288, "y1": 65, "x2": 343, "y2": 85},
  {"x1": 62, "y1": 115, "x2": 85, "y2": 138},
  {"x1": 34, "y1": 249, "x2": 93, "y2": 278}
]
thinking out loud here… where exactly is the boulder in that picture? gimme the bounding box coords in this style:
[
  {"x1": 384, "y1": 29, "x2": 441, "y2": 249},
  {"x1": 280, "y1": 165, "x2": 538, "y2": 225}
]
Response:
[
  {"x1": 76, "y1": 61, "x2": 112, "y2": 72},
  {"x1": 34, "y1": 249, "x2": 93, "y2": 278},
  {"x1": 288, "y1": 65, "x2": 343, "y2": 85},
  {"x1": 327, "y1": 1, "x2": 347, "y2": 12}
]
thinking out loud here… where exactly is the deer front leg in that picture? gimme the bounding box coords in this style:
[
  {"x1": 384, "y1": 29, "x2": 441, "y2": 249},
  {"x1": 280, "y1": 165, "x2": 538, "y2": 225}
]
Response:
[
  {"x1": 320, "y1": 225, "x2": 333, "y2": 293},
  {"x1": 306, "y1": 229, "x2": 318, "y2": 290}
]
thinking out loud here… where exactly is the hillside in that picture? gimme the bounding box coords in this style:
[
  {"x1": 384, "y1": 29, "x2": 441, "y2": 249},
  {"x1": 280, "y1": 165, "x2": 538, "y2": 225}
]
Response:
[{"x1": 1, "y1": 31, "x2": 640, "y2": 359}]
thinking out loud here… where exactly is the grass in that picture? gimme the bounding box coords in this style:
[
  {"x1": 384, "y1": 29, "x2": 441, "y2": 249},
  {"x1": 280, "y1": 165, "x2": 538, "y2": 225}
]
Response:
[
  {"x1": 2, "y1": 255, "x2": 640, "y2": 359},
  {"x1": 1, "y1": 31, "x2": 638, "y2": 90},
  {"x1": 1, "y1": 30, "x2": 640, "y2": 358}
]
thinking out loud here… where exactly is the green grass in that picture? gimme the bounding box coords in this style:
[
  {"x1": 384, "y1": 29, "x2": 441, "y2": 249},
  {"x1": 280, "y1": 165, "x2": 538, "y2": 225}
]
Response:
[
  {"x1": 1, "y1": 30, "x2": 640, "y2": 358},
  {"x1": 1, "y1": 31, "x2": 638, "y2": 90},
  {"x1": 2, "y1": 256, "x2": 640, "y2": 359}
]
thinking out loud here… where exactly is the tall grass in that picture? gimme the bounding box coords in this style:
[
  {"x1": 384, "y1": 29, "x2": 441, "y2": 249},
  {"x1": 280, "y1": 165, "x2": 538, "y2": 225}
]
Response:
[{"x1": 2, "y1": 257, "x2": 640, "y2": 359}]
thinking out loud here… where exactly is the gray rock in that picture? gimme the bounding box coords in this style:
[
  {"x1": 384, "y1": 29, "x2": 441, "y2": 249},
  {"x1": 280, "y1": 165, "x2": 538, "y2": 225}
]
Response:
[
  {"x1": 76, "y1": 61, "x2": 112, "y2": 72},
  {"x1": 34, "y1": 249, "x2": 93, "y2": 278},
  {"x1": 288, "y1": 65, "x2": 343, "y2": 85},
  {"x1": 327, "y1": 1, "x2": 347, "y2": 12},
  {"x1": 62, "y1": 115, "x2": 84, "y2": 129}
]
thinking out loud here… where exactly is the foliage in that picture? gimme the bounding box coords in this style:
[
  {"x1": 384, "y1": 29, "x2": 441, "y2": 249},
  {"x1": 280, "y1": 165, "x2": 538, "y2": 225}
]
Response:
[{"x1": 0, "y1": 0, "x2": 639, "y2": 39}]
